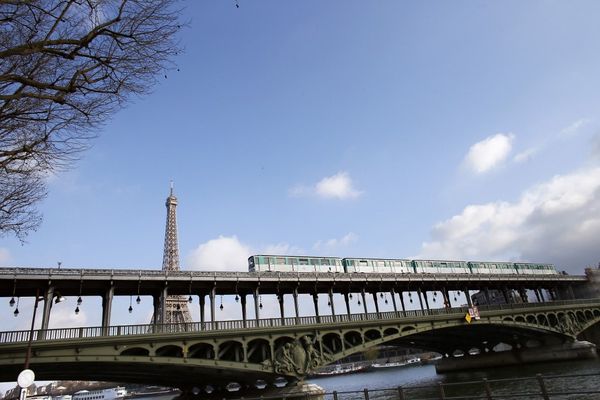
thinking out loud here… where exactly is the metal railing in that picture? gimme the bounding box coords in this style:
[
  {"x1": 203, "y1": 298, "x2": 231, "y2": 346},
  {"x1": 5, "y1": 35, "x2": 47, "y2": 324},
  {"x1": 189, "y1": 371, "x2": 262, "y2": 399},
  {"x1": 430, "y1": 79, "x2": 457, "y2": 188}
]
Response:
[
  {"x1": 231, "y1": 371, "x2": 600, "y2": 399},
  {"x1": 1, "y1": 298, "x2": 598, "y2": 344}
]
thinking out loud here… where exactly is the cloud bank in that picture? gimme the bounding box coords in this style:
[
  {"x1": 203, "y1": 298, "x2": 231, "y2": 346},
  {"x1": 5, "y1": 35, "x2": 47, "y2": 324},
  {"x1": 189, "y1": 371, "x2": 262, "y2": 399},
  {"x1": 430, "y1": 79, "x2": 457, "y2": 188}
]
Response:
[{"x1": 420, "y1": 167, "x2": 600, "y2": 271}]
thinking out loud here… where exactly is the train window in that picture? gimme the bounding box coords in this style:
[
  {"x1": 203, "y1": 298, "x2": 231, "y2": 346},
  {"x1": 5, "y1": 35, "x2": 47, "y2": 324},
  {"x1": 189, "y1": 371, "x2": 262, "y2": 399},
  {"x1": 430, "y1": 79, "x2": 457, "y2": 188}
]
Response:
[
  {"x1": 276, "y1": 257, "x2": 285, "y2": 264},
  {"x1": 321, "y1": 259, "x2": 330, "y2": 266},
  {"x1": 377, "y1": 261, "x2": 385, "y2": 267},
  {"x1": 311, "y1": 258, "x2": 319, "y2": 265},
  {"x1": 287, "y1": 258, "x2": 297, "y2": 265},
  {"x1": 299, "y1": 258, "x2": 309, "y2": 265},
  {"x1": 359, "y1": 260, "x2": 369, "y2": 266}
]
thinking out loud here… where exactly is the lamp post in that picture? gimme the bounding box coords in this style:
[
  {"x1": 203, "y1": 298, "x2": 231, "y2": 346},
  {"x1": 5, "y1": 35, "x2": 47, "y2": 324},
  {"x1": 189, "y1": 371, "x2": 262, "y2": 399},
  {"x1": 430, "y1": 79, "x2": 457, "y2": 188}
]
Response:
[{"x1": 19, "y1": 289, "x2": 65, "y2": 400}]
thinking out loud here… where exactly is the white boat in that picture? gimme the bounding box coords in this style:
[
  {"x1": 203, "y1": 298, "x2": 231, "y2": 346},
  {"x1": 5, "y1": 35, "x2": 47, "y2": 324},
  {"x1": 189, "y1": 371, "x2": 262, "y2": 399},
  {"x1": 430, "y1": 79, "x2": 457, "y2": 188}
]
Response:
[
  {"x1": 73, "y1": 387, "x2": 127, "y2": 400},
  {"x1": 371, "y1": 357, "x2": 421, "y2": 369}
]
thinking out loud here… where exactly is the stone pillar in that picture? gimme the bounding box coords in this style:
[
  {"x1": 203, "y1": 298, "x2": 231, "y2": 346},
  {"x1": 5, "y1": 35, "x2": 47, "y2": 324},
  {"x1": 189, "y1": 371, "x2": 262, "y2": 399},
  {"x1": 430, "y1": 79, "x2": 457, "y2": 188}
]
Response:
[
  {"x1": 442, "y1": 288, "x2": 450, "y2": 308},
  {"x1": 539, "y1": 289, "x2": 546, "y2": 302},
  {"x1": 484, "y1": 288, "x2": 491, "y2": 304},
  {"x1": 152, "y1": 294, "x2": 160, "y2": 328},
  {"x1": 41, "y1": 286, "x2": 55, "y2": 332},
  {"x1": 159, "y1": 285, "x2": 168, "y2": 324},
  {"x1": 102, "y1": 285, "x2": 114, "y2": 334},
  {"x1": 502, "y1": 288, "x2": 510, "y2": 304},
  {"x1": 240, "y1": 294, "x2": 247, "y2": 328},
  {"x1": 534, "y1": 289, "x2": 541, "y2": 302}
]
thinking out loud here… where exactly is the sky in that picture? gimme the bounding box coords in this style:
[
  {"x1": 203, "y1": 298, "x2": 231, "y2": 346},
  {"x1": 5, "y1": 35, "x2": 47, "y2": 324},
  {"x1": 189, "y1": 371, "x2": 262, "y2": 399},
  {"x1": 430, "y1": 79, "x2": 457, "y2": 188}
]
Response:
[{"x1": 2, "y1": 0, "x2": 600, "y2": 389}]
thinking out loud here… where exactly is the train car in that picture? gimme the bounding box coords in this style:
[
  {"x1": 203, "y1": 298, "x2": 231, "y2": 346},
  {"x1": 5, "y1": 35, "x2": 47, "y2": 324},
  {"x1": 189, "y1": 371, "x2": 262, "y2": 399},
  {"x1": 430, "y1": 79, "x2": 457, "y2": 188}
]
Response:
[
  {"x1": 343, "y1": 258, "x2": 413, "y2": 273},
  {"x1": 468, "y1": 261, "x2": 517, "y2": 275},
  {"x1": 248, "y1": 255, "x2": 343, "y2": 273},
  {"x1": 514, "y1": 262, "x2": 558, "y2": 275},
  {"x1": 412, "y1": 260, "x2": 470, "y2": 274}
]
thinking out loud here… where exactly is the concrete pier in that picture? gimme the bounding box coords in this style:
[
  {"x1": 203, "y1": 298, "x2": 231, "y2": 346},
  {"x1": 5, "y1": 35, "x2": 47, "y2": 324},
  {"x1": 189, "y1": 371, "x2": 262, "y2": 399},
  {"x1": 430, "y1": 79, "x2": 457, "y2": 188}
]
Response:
[{"x1": 436, "y1": 341, "x2": 597, "y2": 373}]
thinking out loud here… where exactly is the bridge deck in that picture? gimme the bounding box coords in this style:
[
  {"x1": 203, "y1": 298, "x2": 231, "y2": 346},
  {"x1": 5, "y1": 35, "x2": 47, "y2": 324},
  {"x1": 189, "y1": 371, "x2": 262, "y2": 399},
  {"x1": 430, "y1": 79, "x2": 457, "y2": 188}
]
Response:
[{"x1": 0, "y1": 267, "x2": 586, "y2": 297}]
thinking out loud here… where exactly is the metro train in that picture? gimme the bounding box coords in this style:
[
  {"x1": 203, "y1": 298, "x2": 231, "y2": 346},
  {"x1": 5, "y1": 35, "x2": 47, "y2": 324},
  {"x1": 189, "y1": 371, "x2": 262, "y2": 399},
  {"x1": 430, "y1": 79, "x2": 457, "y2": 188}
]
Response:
[{"x1": 247, "y1": 255, "x2": 558, "y2": 275}]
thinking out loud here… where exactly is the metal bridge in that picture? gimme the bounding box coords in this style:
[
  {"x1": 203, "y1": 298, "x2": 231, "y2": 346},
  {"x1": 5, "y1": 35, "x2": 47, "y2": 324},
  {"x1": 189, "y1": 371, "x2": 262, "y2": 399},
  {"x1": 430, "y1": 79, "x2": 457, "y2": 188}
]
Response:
[{"x1": 1, "y1": 267, "x2": 598, "y2": 393}]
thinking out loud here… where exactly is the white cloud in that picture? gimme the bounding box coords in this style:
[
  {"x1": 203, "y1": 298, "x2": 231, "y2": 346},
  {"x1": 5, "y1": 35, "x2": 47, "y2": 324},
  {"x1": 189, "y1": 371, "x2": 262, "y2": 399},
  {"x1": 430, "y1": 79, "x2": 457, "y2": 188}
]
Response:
[
  {"x1": 419, "y1": 167, "x2": 600, "y2": 271},
  {"x1": 513, "y1": 147, "x2": 537, "y2": 163},
  {"x1": 0, "y1": 248, "x2": 10, "y2": 266},
  {"x1": 561, "y1": 118, "x2": 591, "y2": 136},
  {"x1": 313, "y1": 232, "x2": 358, "y2": 253},
  {"x1": 186, "y1": 235, "x2": 251, "y2": 271},
  {"x1": 290, "y1": 172, "x2": 362, "y2": 200},
  {"x1": 464, "y1": 133, "x2": 514, "y2": 173}
]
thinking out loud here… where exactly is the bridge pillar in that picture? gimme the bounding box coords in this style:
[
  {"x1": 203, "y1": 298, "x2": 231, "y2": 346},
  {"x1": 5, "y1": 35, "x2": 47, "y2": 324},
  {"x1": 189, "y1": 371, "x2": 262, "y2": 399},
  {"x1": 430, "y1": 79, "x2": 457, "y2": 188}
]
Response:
[
  {"x1": 40, "y1": 286, "x2": 55, "y2": 333},
  {"x1": 417, "y1": 288, "x2": 425, "y2": 312},
  {"x1": 199, "y1": 293, "x2": 206, "y2": 328},
  {"x1": 502, "y1": 288, "x2": 510, "y2": 304},
  {"x1": 539, "y1": 289, "x2": 546, "y2": 302},
  {"x1": 293, "y1": 288, "x2": 300, "y2": 323},
  {"x1": 328, "y1": 288, "x2": 336, "y2": 321},
  {"x1": 484, "y1": 288, "x2": 491, "y2": 304},
  {"x1": 372, "y1": 292, "x2": 380, "y2": 317},
  {"x1": 442, "y1": 287, "x2": 450, "y2": 308},
  {"x1": 344, "y1": 292, "x2": 351, "y2": 318},
  {"x1": 278, "y1": 293, "x2": 285, "y2": 324},
  {"x1": 464, "y1": 288, "x2": 473, "y2": 307},
  {"x1": 361, "y1": 289, "x2": 368, "y2": 315},
  {"x1": 210, "y1": 286, "x2": 216, "y2": 323},
  {"x1": 240, "y1": 294, "x2": 247, "y2": 327},
  {"x1": 313, "y1": 293, "x2": 320, "y2": 323},
  {"x1": 253, "y1": 287, "x2": 260, "y2": 322},
  {"x1": 399, "y1": 291, "x2": 406, "y2": 316},
  {"x1": 102, "y1": 285, "x2": 114, "y2": 334},
  {"x1": 152, "y1": 294, "x2": 160, "y2": 328},
  {"x1": 534, "y1": 289, "x2": 541, "y2": 302},
  {"x1": 423, "y1": 290, "x2": 430, "y2": 310},
  {"x1": 518, "y1": 288, "x2": 529, "y2": 303},
  {"x1": 390, "y1": 288, "x2": 398, "y2": 314}
]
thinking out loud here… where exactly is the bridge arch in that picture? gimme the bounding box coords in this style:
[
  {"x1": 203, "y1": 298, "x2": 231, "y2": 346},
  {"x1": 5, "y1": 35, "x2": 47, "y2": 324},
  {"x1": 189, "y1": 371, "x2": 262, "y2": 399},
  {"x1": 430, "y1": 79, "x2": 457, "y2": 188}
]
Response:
[
  {"x1": 120, "y1": 347, "x2": 150, "y2": 357},
  {"x1": 188, "y1": 343, "x2": 215, "y2": 359},
  {"x1": 364, "y1": 329, "x2": 382, "y2": 342},
  {"x1": 344, "y1": 331, "x2": 363, "y2": 346},
  {"x1": 247, "y1": 339, "x2": 271, "y2": 364},
  {"x1": 156, "y1": 345, "x2": 183, "y2": 358},
  {"x1": 322, "y1": 333, "x2": 342, "y2": 353},
  {"x1": 217, "y1": 340, "x2": 244, "y2": 362}
]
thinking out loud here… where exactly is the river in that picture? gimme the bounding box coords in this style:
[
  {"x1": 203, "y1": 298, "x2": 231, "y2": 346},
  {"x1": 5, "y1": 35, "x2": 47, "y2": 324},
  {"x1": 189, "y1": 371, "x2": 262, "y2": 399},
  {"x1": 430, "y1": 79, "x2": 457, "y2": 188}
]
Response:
[{"x1": 306, "y1": 358, "x2": 600, "y2": 399}]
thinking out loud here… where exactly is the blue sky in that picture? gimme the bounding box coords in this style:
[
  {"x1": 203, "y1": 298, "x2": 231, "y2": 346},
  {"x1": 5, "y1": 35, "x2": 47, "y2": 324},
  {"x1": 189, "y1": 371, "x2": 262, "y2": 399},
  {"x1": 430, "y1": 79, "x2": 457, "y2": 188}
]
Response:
[{"x1": 2, "y1": 0, "x2": 600, "y2": 356}]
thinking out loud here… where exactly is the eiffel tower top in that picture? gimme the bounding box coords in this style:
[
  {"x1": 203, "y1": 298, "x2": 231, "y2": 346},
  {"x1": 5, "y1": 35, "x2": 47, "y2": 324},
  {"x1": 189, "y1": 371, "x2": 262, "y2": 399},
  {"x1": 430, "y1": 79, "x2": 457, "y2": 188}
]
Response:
[{"x1": 162, "y1": 181, "x2": 180, "y2": 272}]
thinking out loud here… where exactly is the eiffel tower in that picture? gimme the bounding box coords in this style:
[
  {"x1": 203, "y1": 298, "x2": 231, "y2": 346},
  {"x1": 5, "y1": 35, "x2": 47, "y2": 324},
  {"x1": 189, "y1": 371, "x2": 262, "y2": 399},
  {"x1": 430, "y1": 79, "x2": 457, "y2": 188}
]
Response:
[{"x1": 154, "y1": 183, "x2": 193, "y2": 325}]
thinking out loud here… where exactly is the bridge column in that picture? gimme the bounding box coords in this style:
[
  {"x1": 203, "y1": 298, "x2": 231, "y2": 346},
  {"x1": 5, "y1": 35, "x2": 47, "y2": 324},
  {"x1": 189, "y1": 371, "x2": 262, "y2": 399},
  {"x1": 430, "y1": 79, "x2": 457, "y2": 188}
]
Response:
[
  {"x1": 343, "y1": 292, "x2": 351, "y2": 319},
  {"x1": 417, "y1": 288, "x2": 425, "y2": 312},
  {"x1": 313, "y1": 293, "x2": 320, "y2": 323},
  {"x1": 199, "y1": 293, "x2": 206, "y2": 328},
  {"x1": 399, "y1": 291, "x2": 406, "y2": 316},
  {"x1": 278, "y1": 293, "x2": 285, "y2": 325},
  {"x1": 534, "y1": 289, "x2": 541, "y2": 302},
  {"x1": 361, "y1": 289, "x2": 368, "y2": 315},
  {"x1": 519, "y1": 288, "x2": 529, "y2": 303},
  {"x1": 253, "y1": 287, "x2": 260, "y2": 322},
  {"x1": 464, "y1": 288, "x2": 473, "y2": 307},
  {"x1": 502, "y1": 288, "x2": 510, "y2": 304},
  {"x1": 484, "y1": 288, "x2": 491, "y2": 304},
  {"x1": 40, "y1": 286, "x2": 55, "y2": 333},
  {"x1": 210, "y1": 286, "x2": 216, "y2": 324},
  {"x1": 568, "y1": 285, "x2": 576, "y2": 299},
  {"x1": 372, "y1": 292, "x2": 380, "y2": 317},
  {"x1": 539, "y1": 289, "x2": 546, "y2": 302},
  {"x1": 422, "y1": 290, "x2": 430, "y2": 310},
  {"x1": 101, "y1": 285, "x2": 114, "y2": 335},
  {"x1": 152, "y1": 294, "x2": 160, "y2": 328},
  {"x1": 240, "y1": 294, "x2": 247, "y2": 328},
  {"x1": 442, "y1": 287, "x2": 450, "y2": 308},
  {"x1": 328, "y1": 288, "x2": 336, "y2": 321},
  {"x1": 390, "y1": 288, "x2": 398, "y2": 314},
  {"x1": 293, "y1": 288, "x2": 300, "y2": 324}
]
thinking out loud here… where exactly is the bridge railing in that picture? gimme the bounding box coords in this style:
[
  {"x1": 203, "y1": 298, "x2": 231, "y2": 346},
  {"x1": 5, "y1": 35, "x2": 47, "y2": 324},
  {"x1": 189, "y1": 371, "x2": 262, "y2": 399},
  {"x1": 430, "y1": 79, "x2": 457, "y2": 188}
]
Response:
[{"x1": 1, "y1": 298, "x2": 598, "y2": 344}]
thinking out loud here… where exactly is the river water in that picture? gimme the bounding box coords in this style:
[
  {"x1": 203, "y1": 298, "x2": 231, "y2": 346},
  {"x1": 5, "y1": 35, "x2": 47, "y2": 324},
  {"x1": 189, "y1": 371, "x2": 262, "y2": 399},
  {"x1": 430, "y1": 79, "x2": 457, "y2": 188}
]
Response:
[{"x1": 306, "y1": 358, "x2": 600, "y2": 399}]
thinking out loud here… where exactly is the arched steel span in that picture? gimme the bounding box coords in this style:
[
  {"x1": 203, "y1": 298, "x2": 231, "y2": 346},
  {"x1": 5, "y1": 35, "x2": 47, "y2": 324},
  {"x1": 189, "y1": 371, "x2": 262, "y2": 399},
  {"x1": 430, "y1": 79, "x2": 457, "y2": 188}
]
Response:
[{"x1": 0, "y1": 300, "x2": 598, "y2": 390}]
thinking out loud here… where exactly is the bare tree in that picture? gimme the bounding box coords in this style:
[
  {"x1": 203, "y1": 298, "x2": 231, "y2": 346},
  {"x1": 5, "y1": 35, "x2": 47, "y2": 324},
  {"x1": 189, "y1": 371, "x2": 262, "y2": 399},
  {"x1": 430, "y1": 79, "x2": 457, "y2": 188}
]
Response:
[{"x1": 0, "y1": 0, "x2": 182, "y2": 241}]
